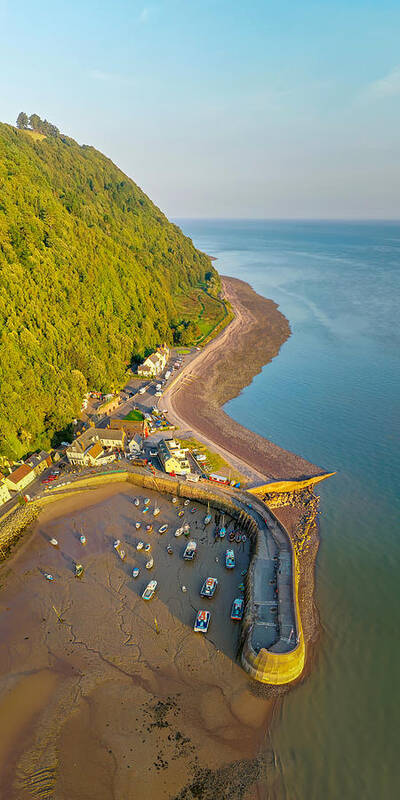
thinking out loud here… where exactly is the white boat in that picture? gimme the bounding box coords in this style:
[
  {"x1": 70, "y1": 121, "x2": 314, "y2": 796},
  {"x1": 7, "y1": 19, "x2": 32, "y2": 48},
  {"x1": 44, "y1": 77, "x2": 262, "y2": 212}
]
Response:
[
  {"x1": 142, "y1": 579, "x2": 157, "y2": 600},
  {"x1": 135, "y1": 522, "x2": 141, "y2": 529},
  {"x1": 183, "y1": 540, "x2": 197, "y2": 560},
  {"x1": 158, "y1": 524, "x2": 168, "y2": 534},
  {"x1": 134, "y1": 498, "x2": 140, "y2": 506},
  {"x1": 174, "y1": 527, "x2": 184, "y2": 537},
  {"x1": 132, "y1": 567, "x2": 140, "y2": 578},
  {"x1": 184, "y1": 499, "x2": 190, "y2": 506},
  {"x1": 80, "y1": 534, "x2": 87, "y2": 545},
  {"x1": 136, "y1": 541, "x2": 144, "y2": 550},
  {"x1": 44, "y1": 572, "x2": 54, "y2": 581},
  {"x1": 153, "y1": 507, "x2": 160, "y2": 516},
  {"x1": 49, "y1": 538, "x2": 58, "y2": 547},
  {"x1": 113, "y1": 539, "x2": 121, "y2": 549},
  {"x1": 172, "y1": 496, "x2": 178, "y2": 504},
  {"x1": 145, "y1": 556, "x2": 154, "y2": 569},
  {"x1": 144, "y1": 498, "x2": 150, "y2": 506}
]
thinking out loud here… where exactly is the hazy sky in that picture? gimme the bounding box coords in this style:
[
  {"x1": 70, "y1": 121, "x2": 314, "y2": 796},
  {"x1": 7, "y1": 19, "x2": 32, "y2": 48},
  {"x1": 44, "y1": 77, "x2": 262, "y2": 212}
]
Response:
[{"x1": 1, "y1": 0, "x2": 400, "y2": 218}]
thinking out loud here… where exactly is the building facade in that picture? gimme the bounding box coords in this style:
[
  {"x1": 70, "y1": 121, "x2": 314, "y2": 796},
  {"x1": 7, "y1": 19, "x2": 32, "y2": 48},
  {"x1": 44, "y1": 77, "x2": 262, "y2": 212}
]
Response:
[
  {"x1": 157, "y1": 438, "x2": 190, "y2": 475},
  {"x1": 5, "y1": 464, "x2": 35, "y2": 492}
]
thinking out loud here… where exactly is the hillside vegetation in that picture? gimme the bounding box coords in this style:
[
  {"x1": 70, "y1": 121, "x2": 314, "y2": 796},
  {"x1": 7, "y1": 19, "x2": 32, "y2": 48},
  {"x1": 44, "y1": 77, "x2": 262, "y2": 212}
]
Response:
[{"x1": 0, "y1": 122, "x2": 216, "y2": 459}]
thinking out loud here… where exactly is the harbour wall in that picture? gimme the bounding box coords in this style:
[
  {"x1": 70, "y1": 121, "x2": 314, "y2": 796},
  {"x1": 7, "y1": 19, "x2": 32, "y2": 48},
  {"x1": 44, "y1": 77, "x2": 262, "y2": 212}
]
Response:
[{"x1": 0, "y1": 469, "x2": 305, "y2": 686}]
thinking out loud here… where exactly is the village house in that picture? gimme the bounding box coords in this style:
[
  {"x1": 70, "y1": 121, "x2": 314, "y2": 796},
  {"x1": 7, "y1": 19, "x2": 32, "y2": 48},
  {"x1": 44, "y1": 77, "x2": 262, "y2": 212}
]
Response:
[
  {"x1": 110, "y1": 418, "x2": 149, "y2": 438},
  {"x1": 97, "y1": 395, "x2": 121, "y2": 416},
  {"x1": 66, "y1": 427, "x2": 125, "y2": 466},
  {"x1": 128, "y1": 434, "x2": 143, "y2": 454},
  {"x1": 5, "y1": 463, "x2": 35, "y2": 493},
  {"x1": 0, "y1": 474, "x2": 12, "y2": 506},
  {"x1": 157, "y1": 438, "x2": 191, "y2": 476},
  {"x1": 25, "y1": 450, "x2": 52, "y2": 477},
  {"x1": 137, "y1": 344, "x2": 169, "y2": 377}
]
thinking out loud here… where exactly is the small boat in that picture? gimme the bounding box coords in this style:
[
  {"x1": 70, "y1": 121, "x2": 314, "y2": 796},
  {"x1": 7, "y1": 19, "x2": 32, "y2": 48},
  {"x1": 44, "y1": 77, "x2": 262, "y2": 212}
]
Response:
[
  {"x1": 240, "y1": 569, "x2": 247, "y2": 577},
  {"x1": 135, "y1": 522, "x2": 141, "y2": 529},
  {"x1": 241, "y1": 534, "x2": 247, "y2": 543},
  {"x1": 49, "y1": 538, "x2": 58, "y2": 547},
  {"x1": 219, "y1": 527, "x2": 226, "y2": 539},
  {"x1": 177, "y1": 509, "x2": 184, "y2": 518},
  {"x1": 142, "y1": 507, "x2": 149, "y2": 514},
  {"x1": 119, "y1": 549, "x2": 126, "y2": 561},
  {"x1": 136, "y1": 541, "x2": 144, "y2": 550},
  {"x1": 172, "y1": 496, "x2": 178, "y2": 504},
  {"x1": 190, "y1": 508, "x2": 196, "y2": 514},
  {"x1": 235, "y1": 532, "x2": 242, "y2": 544},
  {"x1": 238, "y1": 582, "x2": 245, "y2": 591},
  {"x1": 167, "y1": 545, "x2": 173, "y2": 555},
  {"x1": 80, "y1": 534, "x2": 86, "y2": 545},
  {"x1": 75, "y1": 563, "x2": 84, "y2": 578},
  {"x1": 153, "y1": 507, "x2": 160, "y2": 516},
  {"x1": 134, "y1": 498, "x2": 140, "y2": 507},
  {"x1": 145, "y1": 556, "x2": 154, "y2": 570},
  {"x1": 146, "y1": 524, "x2": 153, "y2": 532},
  {"x1": 144, "y1": 498, "x2": 150, "y2": 505},
  {"x1": 183, "y1": 540, "x2": 197, "y2": 560},
  {"x1": 132, "y1": 567, "x2": 140, "y2": 578},
  {"x1": 142, "y1": 579, "x2": 157, "y2": 600},
  {"x1": 181, "y1": 585, "x2": 187, "y2": 593},
  {"x1": 113, "y1": 539, "x2": 121, "y2": 549},
  {"x1": 44, "y1": 572, "x2": 54, "y2": 581},
  {"x1": 204, "y1": 502, "x2": 211, "y2": 525},
  {"x1": 184, "y1": 499, "x2": 190, "y2": 506},
  {"x1": 228, "y1": 531, "x2": 235, "y2": 542},
  {"x1": 174, "y1": 527, "x2": 183, "y2": 537},
  {"x1": 144, "y1": 542, "x2": 151, "y2": 552},
  {"x1": 158, "y1": 524, "x2": 168, "y2": 534}
]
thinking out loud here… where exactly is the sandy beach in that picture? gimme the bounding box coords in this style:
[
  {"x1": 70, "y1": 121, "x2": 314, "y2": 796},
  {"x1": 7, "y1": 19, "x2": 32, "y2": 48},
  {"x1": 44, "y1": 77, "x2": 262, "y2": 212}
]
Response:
[{"x1": 164, "y1": 277, "x2": 323, "y2": 482}]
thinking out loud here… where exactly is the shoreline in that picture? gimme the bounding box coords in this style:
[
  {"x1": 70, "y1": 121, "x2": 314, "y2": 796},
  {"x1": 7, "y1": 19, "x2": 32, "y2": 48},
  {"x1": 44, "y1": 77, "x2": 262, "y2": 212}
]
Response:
[{"x1": 164, "y1": 276, "x2": 325, "y2": 482}]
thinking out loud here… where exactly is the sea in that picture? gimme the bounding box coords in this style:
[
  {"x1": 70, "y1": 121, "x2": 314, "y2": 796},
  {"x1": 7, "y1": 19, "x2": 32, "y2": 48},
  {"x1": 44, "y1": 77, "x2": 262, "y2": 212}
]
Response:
[{"x1": 176, "y1": 219, "x2": 399, "y2": 800}]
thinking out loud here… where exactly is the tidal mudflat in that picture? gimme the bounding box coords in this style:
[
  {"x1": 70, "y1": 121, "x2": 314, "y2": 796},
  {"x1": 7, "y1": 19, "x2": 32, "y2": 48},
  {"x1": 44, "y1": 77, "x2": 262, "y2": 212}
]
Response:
[{"x1": 0, "y1": 484, "x2": 277, "y2": 799}]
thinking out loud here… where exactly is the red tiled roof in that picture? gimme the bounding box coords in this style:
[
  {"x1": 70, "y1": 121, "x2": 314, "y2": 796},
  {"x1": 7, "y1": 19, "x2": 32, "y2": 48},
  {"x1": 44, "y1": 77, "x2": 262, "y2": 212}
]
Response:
[{"x1": 8, "y1": 463, "x2": 33, "y2": 484}]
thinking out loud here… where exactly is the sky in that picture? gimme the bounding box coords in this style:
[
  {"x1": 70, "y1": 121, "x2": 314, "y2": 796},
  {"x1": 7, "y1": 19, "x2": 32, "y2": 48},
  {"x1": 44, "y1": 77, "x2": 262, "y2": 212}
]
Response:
[{"x1": 1, "y1": 0, "x2": 400, "y2": 219}]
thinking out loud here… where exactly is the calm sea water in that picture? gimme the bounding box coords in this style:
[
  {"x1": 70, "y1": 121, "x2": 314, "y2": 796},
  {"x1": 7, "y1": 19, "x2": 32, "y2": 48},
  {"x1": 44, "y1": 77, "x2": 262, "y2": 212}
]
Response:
[{"x1": 176, "y1": 219, "x2": 399, "y2": 800}]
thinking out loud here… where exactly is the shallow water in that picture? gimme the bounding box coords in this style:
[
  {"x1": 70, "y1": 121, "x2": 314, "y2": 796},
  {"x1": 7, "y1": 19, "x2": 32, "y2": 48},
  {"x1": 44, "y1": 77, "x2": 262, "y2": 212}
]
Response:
[{"x1": 176, "y1": 219, "x2": 399, "y2": 800}]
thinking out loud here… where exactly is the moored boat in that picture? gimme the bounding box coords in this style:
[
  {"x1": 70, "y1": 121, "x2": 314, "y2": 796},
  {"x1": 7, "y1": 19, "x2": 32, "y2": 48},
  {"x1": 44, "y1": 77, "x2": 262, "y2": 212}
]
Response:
[
  {"x1": 49, "y1": 538, "x2": 58, "y2": 547},
  {"x1": 142, "y1": 579, "x2": 157, "y2": 600}
]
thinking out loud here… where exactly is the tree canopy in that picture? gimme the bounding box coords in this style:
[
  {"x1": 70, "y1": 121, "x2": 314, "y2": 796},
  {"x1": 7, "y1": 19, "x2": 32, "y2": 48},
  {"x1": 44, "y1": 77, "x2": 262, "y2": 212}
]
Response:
[{"x1": 0, "y1": 122, "x2": 216, "y2": 459}]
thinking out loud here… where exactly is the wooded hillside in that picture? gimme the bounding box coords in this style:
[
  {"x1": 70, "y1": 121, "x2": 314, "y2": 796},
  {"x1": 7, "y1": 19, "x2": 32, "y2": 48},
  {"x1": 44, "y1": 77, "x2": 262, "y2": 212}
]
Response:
[{"x1": 0, "y1": 123, "x2": 215, "y2": 458}]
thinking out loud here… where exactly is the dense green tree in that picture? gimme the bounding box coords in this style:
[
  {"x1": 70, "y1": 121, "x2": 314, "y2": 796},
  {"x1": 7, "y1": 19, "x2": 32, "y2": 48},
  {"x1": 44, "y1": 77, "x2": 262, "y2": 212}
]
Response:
[
  {"x1": 28, "y1": 113, "x2": 41, "y2": 130},
  {"x1": 0, "y1": 122, "x2": 216, "y2": 459},
  {"x1": 16, "y1": 112, "x2": 28, "y2": 129}
]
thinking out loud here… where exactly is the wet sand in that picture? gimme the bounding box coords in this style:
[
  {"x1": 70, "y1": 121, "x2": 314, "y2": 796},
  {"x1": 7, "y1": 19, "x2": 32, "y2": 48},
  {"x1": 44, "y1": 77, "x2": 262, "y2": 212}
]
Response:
[
  {"x1": 164, "y1": 277, "x2": 324, "y2": 481},
  {"x1": 0, "y1": 485, "x2": 282, "y2": 799}
]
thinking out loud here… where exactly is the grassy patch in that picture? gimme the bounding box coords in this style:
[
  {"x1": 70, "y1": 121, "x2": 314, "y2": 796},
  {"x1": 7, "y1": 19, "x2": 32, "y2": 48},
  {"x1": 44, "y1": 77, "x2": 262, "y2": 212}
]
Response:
[
  {"x1": 173, "y1": 286, "x2": 229, "y2": 344},
  {"x1": 178, "y1": 437, "x2": 247, "y2": 487},
  {"x1": 175, "y1": 346, "x2": 192, "y2": 355},
  {"x1": 124, "y1": 409, "x2": 144, "y2": 421}
]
